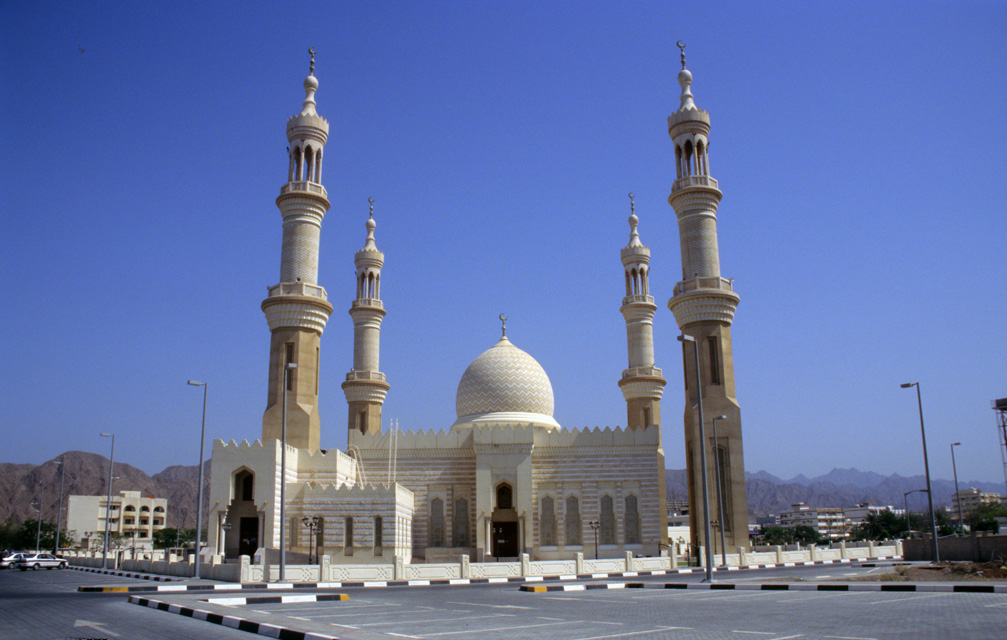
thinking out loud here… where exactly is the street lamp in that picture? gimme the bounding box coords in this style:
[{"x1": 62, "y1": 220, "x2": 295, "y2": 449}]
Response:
[
  {"x1": 302, "y1": 516, "x2": 320, "y2": 564},
  {"x1": 712, "y1": 414, "x2": 728, "y2": 567},
  {"x1": 900, "y1": 382, "x2": 940, "y2": 562},
  {"x1": 279, "y1": 362, "x2": 297, "y2": 582},
  {"x1": 903, "y1": 489, "x2": 929, "y2": 539},
  {"x1": 54, "y1": 459, "x2": 66, "y2": 554},
  {"x1": 950, "y1": 442, "x2": 964, "y2": 534},
  {"x1": 221, "y1": 520, "x2": 232, "y2": 556},
  {"x1": 187, "y1": 380, "x2": 209, "y2": 580},
  {"x1": 678, "y1": 333, "x2": 714, "y2": 582},
  {"x1": 588, "y1": 520, "x2": 601, "y2": 559},
  {"x1": 34, "y1": 481, "x2": 45, "y2": 554},
  {"x1": 100, "y1": 432, "x2": 115, "y2": 570}
]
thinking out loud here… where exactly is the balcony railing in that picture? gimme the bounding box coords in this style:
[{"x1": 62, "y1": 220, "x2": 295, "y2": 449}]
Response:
[
  {"x1": 280, "y1": 181, "x2": 328, "y2": 197},
  {"x1": 673, "y1": 276, "x2": 734, "y2": 297},
  {"x1": 671, "y1": 175, "x2": 719, "y2": 192},
  {"x1": 267, "y1": 281, "x2": 327, "y2": 299},
  {"x1": 345, "y1": 371, "x2": 387, "y2": 382},
  {"x1": 351, "y1": 298, "x2": 384, "y2": 309}
]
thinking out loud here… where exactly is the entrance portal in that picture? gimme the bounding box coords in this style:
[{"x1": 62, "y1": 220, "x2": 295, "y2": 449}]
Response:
[
  {"x1": 239, "y1": 517, "x2": 259, "y2": 557},
  {"x1": 492, "y1": 521, "x2": 518, "y2": 558}
]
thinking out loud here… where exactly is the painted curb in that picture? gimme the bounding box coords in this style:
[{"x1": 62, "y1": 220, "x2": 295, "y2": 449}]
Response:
[
  {"x1": 77, "y1": 556, "x2": 900, "y2": 593},
  {"x1": 206, "y1": 593, "x2": 349, "y2": 606},
  {"x1": 129, "y1": 595, "x2": 342, "y2": 640},
  {"x1": 69, "y1": 565, "x2": 181, "y2": 581},
  {"x1": 521, "y1": 581, "x2": 1007, "y2": 594}
]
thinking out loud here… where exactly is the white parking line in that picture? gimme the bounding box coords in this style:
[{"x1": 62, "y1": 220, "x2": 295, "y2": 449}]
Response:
[
  {"x1": 571, "y1": 628, "x2": 688, "y2": 640},
  {"x1": 823, "y1": 635, "x2": 879, "y2": 640},
  {"x1": 312, "y1": 608, "x2": 471, "y2": 619},
  {"x1": 867, "y1": 593, "x2": 946, "y2": 605},
  {"x1": 385, "y1": 634, "x2": 423, "y2": 639},
  {"x1": 732, "y1": 632, "x2": 774, "y2": 635},
  {"x1": 984, "y1": 601, "x2": 1007, "y2": 607},
  {"x1": 445, "y1": 601, "x2": 533, "y2": 609},
  {"x1": 424, "y1": 620, "x2": 582, "y2": 636},
  {"x1": 360, "y1": 613, "x2": 514, "y2": 627}
]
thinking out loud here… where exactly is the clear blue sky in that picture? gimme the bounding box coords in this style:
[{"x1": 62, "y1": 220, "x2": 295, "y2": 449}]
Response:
[{"x1": 2, "y1": 1, "x2": 1005, "y2": 488}]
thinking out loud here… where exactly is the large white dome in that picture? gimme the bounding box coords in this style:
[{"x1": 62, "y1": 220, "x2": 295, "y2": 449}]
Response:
[{"x1": 452, "y1": 336, "x2": 559, "y2": 430}]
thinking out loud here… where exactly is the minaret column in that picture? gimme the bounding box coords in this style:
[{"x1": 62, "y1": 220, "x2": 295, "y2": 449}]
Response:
[
  {"x1": 343, "y1": 200, "x2": 390, "y2": 439},
  {"x1": 261, "y1": 52, "x2": 332, "y2": 452},
  {"x1": 617, "y1": 195, "x2": 666, "y2": 430},
  {"x1": 666, "y1": 46, "x2": 749, "y2": 554}
]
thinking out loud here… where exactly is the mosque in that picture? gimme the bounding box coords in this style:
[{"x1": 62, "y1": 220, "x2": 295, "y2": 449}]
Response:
[{"x1": 207, "y1": 47, "x2": 747, "y2": 564}]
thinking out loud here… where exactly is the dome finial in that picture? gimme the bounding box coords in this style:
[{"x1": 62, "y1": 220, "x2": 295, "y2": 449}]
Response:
[
  {"x1": 628, "y1": 192, "x2": 635, "y2": 215},
  {"x1": 499, "y1": 313, "x2": 508, "y2": 338},
  {"x1": 627, "y1": 193, "x2": 642, "y2": 247},
  {"x1": 308, "y1": 47, "x2": 317, "y2": 75},
  {"x1": 363, "y1": 198, "x2": 377, "y2": 249},
  {"x1": 368, "y1": 196, "x2": 374, "y2": 219},
  {"x1": 301, "y1": 48, "x2": 319, "y2": 116},
  {"x1": 676, "y1": 40, "x2": 686, "y2": 70},
  {"x1": 675, "y1": 40, "x2": 695, "y2": 111}
]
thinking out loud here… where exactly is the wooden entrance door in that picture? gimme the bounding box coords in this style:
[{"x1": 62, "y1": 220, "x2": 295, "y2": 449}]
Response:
[
  {"x1": 492, "y1": 521, "x2": 518, "y2": 557},
  {"x1": 239, "y1": 517, "x2": 259, "y2": 557}
]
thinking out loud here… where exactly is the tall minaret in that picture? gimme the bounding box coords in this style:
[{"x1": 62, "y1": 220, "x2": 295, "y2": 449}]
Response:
[
  {"x1": 666, "y1": 44, "x2": 750, "y2": 552},
  {"x1": 342, "y1": 199, "x2": 389, "y2": 437},
  {"x1": 618, "y1": 194, "x2": 666, "y2": 429},
  {"x1": 260, "y1": 49, "x2": 333, "y2": 452}
]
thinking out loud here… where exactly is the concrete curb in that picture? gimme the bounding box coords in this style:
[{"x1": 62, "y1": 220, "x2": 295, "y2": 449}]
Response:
[
  {"x1": 521, "y1": 581, "x2": 1007, "y2": 594},
  {"x1": 129, "y1": 595, "x2": 342, "y2": 640},
  {"x1": 79, "y1": 556, "x2": 899, "y2": 593},
  {"x1": 206, "y1": 593, "x2": 349, "y2": 606},
  {"x1": 69, "y1": 565, "x2": 181, "y2": 581}
]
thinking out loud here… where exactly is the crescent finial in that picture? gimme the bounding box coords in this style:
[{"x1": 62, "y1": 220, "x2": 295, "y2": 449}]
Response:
[
  {"x1": 308, "y1": 47, "x2": 317, "y2": 74},
  {"x1": 499, "y1": 313, "x2": 508, "y2": 337},
  {"x1": 368, "y1": 196, "x2": 374, "y2": 218},
  {"x1": 628, "y1": 192, "x2": 635, "y2": 215},
  {"x1": 676, "y1": 40, "x2": 686, "y2": 69}
]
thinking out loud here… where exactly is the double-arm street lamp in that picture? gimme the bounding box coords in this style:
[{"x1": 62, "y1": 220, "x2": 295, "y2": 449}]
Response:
[
  {"x1": 678, "y1": 333, "x2": 714, "y2": 582},
  {"x1": 279, "y1": 362, "x2": 297, "y2": 582},
  {"x1": 588, "y1": 520, "x2": 601, "y2": 559},
  {"x1": 187, "y1": 380, "x2": 209, "y2": 580},
  {"x1": 900, "y1": 382, "x2": 940, "y2": 562},
  {"x1": 302, "y1": 516, "x2": 320, "y2": 564},
  {"x1": 950, "y1": 442, "x2": 964, "y2": 534},
  {"x1": 100, "y1": 432, "x2": 115, "y2": 569}
]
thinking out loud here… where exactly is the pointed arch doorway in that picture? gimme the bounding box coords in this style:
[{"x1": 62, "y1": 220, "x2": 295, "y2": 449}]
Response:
[{"x1": 491, "y1": 483, "x2": 518, "y2": 558}]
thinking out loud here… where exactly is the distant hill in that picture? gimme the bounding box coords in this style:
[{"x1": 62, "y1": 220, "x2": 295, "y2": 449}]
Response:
[
  {"x1": 0, "y1": 451, "x2": 209, "y2": 530},
  {"x1": 3, "y1": 455, "x2": 1002, "y2": 527}
]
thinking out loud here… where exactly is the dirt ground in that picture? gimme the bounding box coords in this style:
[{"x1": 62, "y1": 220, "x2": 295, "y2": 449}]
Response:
[{"x1": 852, "y1": 561, "x2": 1007, "y2": 582}]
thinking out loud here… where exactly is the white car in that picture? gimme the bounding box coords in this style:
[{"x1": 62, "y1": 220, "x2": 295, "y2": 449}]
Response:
[
  {"x1": 14, "y1": 553, "x2": 67, "y2": 571},
  {"x1": 1, "y1": 552, "x2": 26, "y2": 569}
]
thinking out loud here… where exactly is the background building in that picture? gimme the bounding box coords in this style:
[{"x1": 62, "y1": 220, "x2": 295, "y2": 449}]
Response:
[
  {"x1": 952, "y1": 488, "x2": 1005, "y2": 520},
  {"x1": 66, "y1": 490, "x2": 167, "y2": 550}
]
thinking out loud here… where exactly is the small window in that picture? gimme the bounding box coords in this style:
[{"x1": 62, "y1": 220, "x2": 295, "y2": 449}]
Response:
[
  {"x1": 374, "y1": 516, "x2": 383, "y2": 555},
  {"x1": 430, "y1": 498, "x2": 445, "y2": 547},
  {"x1": 540, "y1": 496, "x2": 556, "y2": 546},
  {"x1": 452, "y1": 498, "x2": 470, "y2": 548},
  {"x1": 345, "y1": 517, "x2": 354, "y2": 556},
  {"x1": 565, "y1": 496, "x2": 581, "y2": 545},
  {"x1": 708, "y1": 337, "x2": 721, "y2": 385},
  {"x1": 600, "y1": 496, "x2": 616, "y2": 545}
]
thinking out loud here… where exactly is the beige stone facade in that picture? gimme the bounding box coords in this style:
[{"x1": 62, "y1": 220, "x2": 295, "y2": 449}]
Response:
[{"x1": 67, "y1": 490, "x2": 167, "y2": 549}]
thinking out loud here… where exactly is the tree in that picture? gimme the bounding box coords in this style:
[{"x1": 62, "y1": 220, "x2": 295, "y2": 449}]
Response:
[
  {"x1": 967, "y1": 503, "x2": 1007, "y2": 533},
  {"x1": 849, "y1": 509, "x2": 903, "y2": 541},
  {"x1": 9, "y1": 520, "x2": 75, "y2": 552},
  {"x1": 759, "y1": 525, "x2": 822, "y2": 546}
]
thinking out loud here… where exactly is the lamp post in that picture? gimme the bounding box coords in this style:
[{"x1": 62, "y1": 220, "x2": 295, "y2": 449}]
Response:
[
  {"x1": 279, "y1": 362, "x2": 297, "y2": 582},
  {"x1": 221, "y1": 520, "x2": 232, "y2": 556},
  {"x1": 54, "y1": 459, "x2": 66, "y2": 554},
  {"x1": 588, "y1": 520, "x2": 601, "y2": 559},
  {"x1": 302, "y1": 516, "x2": 320, "y2": 564},
  {"x1": 100, "y1": 432, "x2": 115, "y2": 569},
  {"x1": 950, "y1": 442, "x2": 964, "y2": 534},
  {"x1": 903, "y1": 489, "x2": 928, "y2": 539},
  {"x1": 187, "y1": 380, "x2": 209, "y2": 580},
  {"x1": 34, "y1": 481, "x2": 45, "y2": 553},
  {"x1": 678, "y1": 333, "x2": 714, "y2": 582},
  {"x1": 900, "y1": 382, "x2": 940, "y2": 562},
  {"x1": 712, "y1": 414, "x2": 728, "y2": 567}
]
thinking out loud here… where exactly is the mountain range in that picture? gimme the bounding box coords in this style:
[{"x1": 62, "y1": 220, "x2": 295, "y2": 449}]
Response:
[{"x1": 1, "y1": 453, "x2": 1003, "y2": 527}]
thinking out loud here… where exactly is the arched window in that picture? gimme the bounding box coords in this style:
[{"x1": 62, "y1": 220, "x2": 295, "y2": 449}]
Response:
[
  {"x1": 684, "y1": 140, "x2": 694, "y2": 177},
  {"x1": 540, "y1": 496, "x2": 556, "y2": 546},
  {"x1": 124, "y1": 505, "x2": 135, "y2": 512},
  {"x1": 140, "y1": 506, "x2": 150, "y2": 513},
  {"x1": 304, "y1": 146, "x2": 314, "y2": 182},
  {"x1": 675, "y1": 145, "x2": 683, "y2": 179},
  {"x1": 565, "y1": 496, "x2": 581, "y2": 545},
  {"x1": 452, "y1": 498, "x2": 470, "y2": 548},
  {"x1": 315, "y1": 149, "x2": 323, "y2": 183},
  {"x1": 429, "y1": 498, "x2": 444, "y2": 547},
  {"x1": 293, "y1": 147, "x2": 302, "y2": 181},
  {"x1": 624, "y1": 271, "x2": 632, "y2": 297},
  {"x1": 374, "y1": 516, "x2": 383, "y2": 554},
  {"x1": 153, "y1": 506, "x2": 165, "y2": 513},
  {"x1": 235, "y1": 469, "x2": 254, "y2": 501},
  {"x1": 496, "y1": 484, "x2": 513, "y2": 510},
  {"x1": 625, "y1": 495, "x2": 641, "y2": 544},
  {"x1": 600, "y1": 495, "x2": 616, "y2": 545}
]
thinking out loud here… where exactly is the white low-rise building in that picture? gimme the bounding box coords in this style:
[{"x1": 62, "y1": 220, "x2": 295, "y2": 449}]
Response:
[{"x1": 66, "y1": 490, "x2": 168, "y2": 550}]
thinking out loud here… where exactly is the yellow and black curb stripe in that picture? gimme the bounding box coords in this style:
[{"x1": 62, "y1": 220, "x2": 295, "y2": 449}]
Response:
[
  {"x1": 206, "y1": 593, "x2": 349, "y2": 606},
  {"x1": 521, "y1": 583, "x2": 645, "y2": 592}
]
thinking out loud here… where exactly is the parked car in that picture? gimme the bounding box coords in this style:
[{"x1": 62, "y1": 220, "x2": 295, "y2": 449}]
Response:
[
  {"x1": 1, "y1": 552, "x2": 26, "y2": 569},
  {"x1": 14, "y1": 553, "x2": 67, "y2": 571}
]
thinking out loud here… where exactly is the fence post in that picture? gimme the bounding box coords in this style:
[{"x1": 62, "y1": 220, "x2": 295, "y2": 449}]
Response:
[
  {"x1": 239, "y1": 555, "x2": 250, "y2": 583},
  {"x1": 520, "y1": 553, "x2": 530, "y2": 577},
  {"x1": 809, "y1": 544, "x2": 817, "y2": 562},
  {"x1": 576, "y1": 552, "x2": 584, "y2": 575},
  {"x1": 625, "y1": 551, "x2": 633, "y2": 573},
  {"x1": 774, "y1": 545, "x2": 783, "y2": 564},
  {"x1": 460, "y1": 554, "x2": 470, "y2": 579},
  {"x1": 394, "y1": 555, "x2": 405, "y2": 581},
  {"x1": 739, "y1": 546, "x2": 746, "y2": 567}
]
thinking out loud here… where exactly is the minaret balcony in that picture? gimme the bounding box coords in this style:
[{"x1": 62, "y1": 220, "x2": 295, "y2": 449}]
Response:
[
  {"x1": 345, "y1": 370, "x2": 387, "y2": 383},
  {"x1": 280, "y1": 181, "x2": 328, "y2": 198},
  {"x1": 621, "y1": 294, "x2": 655, "y2": 306},
  {"x1": 267, "y1": 281, "x2": 328, "y2": 299},
  {"x1": 622, "y1": 366, "x2": 664, "y2": 379},
  {"x1": 351, "y1": 298, "x2": 384, "y2": 309},
  {"x1": 672, "y1": 275, "x2": 733, "y2": 297},
  {"x1": 671, "y1": 175, "x2": 719, "y2": 193}
]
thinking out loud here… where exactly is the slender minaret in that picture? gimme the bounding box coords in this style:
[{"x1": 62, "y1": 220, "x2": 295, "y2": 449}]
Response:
[
  {"x1": 342, "y1": 199, "x2": 389, "y2": 437},
  {"x1": 618, "y1": 194, "x2": 666, "y2": 429},
  {"x1": 260, "y1": 49, "x2": 333, "y2": 451},
  {"x1": 666, "y1": 44, "x2": 750, "y2": 552}
]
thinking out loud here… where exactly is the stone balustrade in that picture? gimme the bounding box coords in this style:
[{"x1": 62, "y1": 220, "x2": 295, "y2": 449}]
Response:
[
  {"x1": 280, "y1": 181, "x2": 328, "y2": 197},
  {"x1": 267, "y1": 281, "x2": 328, "y2": 299}
]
